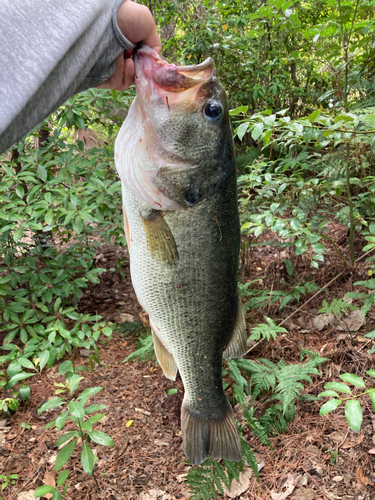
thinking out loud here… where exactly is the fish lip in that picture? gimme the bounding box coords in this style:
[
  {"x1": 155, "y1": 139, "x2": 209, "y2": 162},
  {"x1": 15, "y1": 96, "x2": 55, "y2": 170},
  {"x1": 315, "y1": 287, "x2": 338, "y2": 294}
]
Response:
[{"x1": 134, "y1": 45, "x2": 215, "y2": 92}]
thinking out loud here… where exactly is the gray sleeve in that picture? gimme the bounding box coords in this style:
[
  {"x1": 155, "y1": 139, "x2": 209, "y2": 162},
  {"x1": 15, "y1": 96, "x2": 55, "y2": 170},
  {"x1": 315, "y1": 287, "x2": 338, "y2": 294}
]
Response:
[{"x1": 0, "y1": 0, "x2": 134, "y2": 154}]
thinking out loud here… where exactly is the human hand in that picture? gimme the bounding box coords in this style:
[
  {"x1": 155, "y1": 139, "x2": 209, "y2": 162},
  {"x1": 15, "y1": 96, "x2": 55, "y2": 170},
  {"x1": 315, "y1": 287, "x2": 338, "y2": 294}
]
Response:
[{"x1": 98, "y1": 0, "x2": 161, "y2": 91}]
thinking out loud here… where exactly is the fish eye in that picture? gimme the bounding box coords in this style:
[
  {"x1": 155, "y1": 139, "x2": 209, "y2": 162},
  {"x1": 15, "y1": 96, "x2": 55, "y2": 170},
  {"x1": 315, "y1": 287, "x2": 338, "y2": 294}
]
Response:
[{"x1": 203, "y1": 102, "x2": 223, "y2": 121}]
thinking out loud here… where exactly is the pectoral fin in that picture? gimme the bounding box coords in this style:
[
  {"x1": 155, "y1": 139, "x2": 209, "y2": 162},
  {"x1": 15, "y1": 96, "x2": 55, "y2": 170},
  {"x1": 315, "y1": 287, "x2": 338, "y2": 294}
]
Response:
[
  {"x1": 141, "y1": 209, "x2": 178, "y2": 264},
  {"x1": 151, "y1": 326, "x2": 178, "y2": 381},
  {"x1": 223, "y1": 296, "x2": 247, "y2": 359}
]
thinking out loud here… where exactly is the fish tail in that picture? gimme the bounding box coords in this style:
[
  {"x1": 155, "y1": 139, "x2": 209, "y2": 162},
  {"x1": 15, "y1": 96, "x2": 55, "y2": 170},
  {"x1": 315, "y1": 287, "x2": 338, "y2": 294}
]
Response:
[{"x1": 181, "y1": 398, "x2": 242, "y2": 465}]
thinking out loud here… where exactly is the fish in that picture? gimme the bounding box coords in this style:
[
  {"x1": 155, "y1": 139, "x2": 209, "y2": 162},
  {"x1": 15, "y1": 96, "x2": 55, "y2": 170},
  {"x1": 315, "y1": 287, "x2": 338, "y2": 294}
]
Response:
[{"x1": 114, "y1": 45, "x2": 247, "y2": 465}]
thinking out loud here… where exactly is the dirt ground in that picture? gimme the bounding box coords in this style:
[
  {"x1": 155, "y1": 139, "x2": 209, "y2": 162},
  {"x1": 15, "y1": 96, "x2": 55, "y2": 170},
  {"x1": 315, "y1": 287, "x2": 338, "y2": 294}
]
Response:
[{"x1": 1, "y1": 228, "x2": 375, "y2": 500}]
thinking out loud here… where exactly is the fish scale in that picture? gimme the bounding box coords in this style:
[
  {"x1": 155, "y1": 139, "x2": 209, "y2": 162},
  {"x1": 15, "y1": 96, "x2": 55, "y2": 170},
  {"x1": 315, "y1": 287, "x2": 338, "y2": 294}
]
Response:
[{"x1": 115, "y1": 45, "x2": 247, "y2": 465}]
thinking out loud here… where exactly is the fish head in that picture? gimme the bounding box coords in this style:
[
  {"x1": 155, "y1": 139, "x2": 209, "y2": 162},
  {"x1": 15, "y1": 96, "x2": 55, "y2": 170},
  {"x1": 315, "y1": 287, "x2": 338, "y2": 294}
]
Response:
[
  {"x1": 115, "y1": 45, "x2": 235, "y2": 209},
  {"x1": 134, "y1": 46, "x2": 230, "y2": 166}
]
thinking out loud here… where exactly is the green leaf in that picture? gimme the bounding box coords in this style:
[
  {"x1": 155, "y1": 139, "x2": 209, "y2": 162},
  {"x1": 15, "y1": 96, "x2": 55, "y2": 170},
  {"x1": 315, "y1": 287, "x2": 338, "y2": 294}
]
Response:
[
  {"x1": 55, "y1": 438, "x2": 77, "y2": 471},
  {"x1": 88, "y1": 431, "x2": 114, "y2": 447},
  {"x1": 57, "y1": 470, "x2": 69, "y2": 486},
  {"x1": 345, "y1": 400, "x2": 362, "y2": 432},
  {"x1": 167, "y1": 388, "x2": 178, "y2": 395},
  {"x1": 51, "y1": 490, "x2": 62, "y2": 500},
  {"x1": 77, "y1": 386, "x2": 103, "y2": 401},
  {"x1": 39, "y1": 350, "x2": 50, "y2": 372},
  {"x1": 55, "y1": 431, "x2": 79, "y2": 447},
  {"x1": 68, "y1": 400, "x2": 85, "y2": 419},
  {"x1": 236, "y1": 122, "x2": 250, "y2": 141},
  {"x1": 38, "y1": 398, "x2": 64, "y2": 414},
  {"x1": 56, "y1": 410, "x2": 70, "y2": 430},
  {"x1": 73, "y1": 113, "x2": 85, "y2": 129},
  {"x1": 308, "y1": 109, "x2": 320, "y2": 123},
  {"x1": 81, "y1": 443, "x2": 95, "y2": 475},
  {"x1": 325, "y1": 382, "x2": 351, "y2": 394},
  {"x1": 366, "y1": 369, "x2": 375, "y2": 379},
  {"x1": 34, "y1": 485, "x2": 55, "y2": 497},
  {"x1": 251, "y1": 122, "x2": 264, "y2": 141},
  {"x1": 17, "y1": 357, "x2": 35, "y2": 370},
  {"x1": 37, "y1": 164, "x2": 48, "y2": 182},
  {"x1": 340, "y1": 373, "x2": 366, "y2": 388},
  {"x1": 19, "y1": 384, "x2": 31, "y2": 401},
  {"x1": 86, "y1": 414, "x2": 105, "y2": 425},
  {"x1": 318, "y1": 390, "x2": 339, "y2": 398},
  {"x1": 320, "y1": 398, "x2": 342, "y2": 416},
  {"x1": 59, "y1": 360, "x2": 73, "y2": 376},
  {"x1": 368, "y1": 389, "x2": 375, "y2": 412},
  {"x1": 7, "y1": 372, "x2": 35, "y2": 388}
]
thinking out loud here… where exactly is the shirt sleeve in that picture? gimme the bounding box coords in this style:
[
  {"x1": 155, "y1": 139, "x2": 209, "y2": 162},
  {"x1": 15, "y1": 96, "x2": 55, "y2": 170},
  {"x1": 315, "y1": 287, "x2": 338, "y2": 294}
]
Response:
[{"x1": 0, "y1": 0, "x2": 134, "y2": 153}]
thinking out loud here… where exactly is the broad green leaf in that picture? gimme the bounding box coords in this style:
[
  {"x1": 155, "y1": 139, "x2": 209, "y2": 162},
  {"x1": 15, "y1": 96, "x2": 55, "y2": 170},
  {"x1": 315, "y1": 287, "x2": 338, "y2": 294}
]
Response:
[
  {"x1": 59, "y1": 360, "x2": 73, "y2": 376},
  {"x1": 34, "y1": 485, "x2": 55, "y2": 497},
  {"x1": 39, "y1": 350, "x2": 50, "y2": 372},
  {"x1": 38, "y1": 398, "x2": 64, "y2": 414},
  {"x1": 68, "y1": 400, "x2": 85, "y2": 419},
  {"x1": 320, "y1": 398, "x2": 342, "y2": 416},
  {"x1": 55, "y1": 431, "x2": 79, "y2": 447},
  {"x1": 251, "y1": 122, "x2": 264, "y2": 141},
  {"x1": 17, "y1": 357, "x2": 34, "y2": 370},
  {"x1": 345, "y1": 400, "x2": 362, "y2": 432},
  {"x1": 318, "y1": 390, "x2": 339, "y2": 398},
  {"x1": 325, "y1": 382, "x2": 351, "y2": 394},
  {"x1": 55, "y1": 439, "x2": 77, "y2": 471},
  {"x1": 308, "y1": 109, "x2": 320, "y2": 123},
  {"x1": 366, "y1": 369, "x2": 375, "y2": 379},
  {"x1": 77, "y1": 386, "x2": 103, "y2": 401},
  {"x1": 7, "y1": 372, "x2": 35, "y2": 388},
  {"x1": 37, "y1": 164, "x2": 48, "y2": 182},
  {"x1": 86, "y1": 414, "x2": 105, "y2": 425},
  {"x1": 237, "y1": 122, "x2": 250, "y2": 141},
  {"x1": 19, "y1": 384, "x2": 31, "y2": 401},
  {"x1": 57, "y1": 470, "x2": 69, "y2": 486},
  {"x1": 340, "y1": 373, "x2": 366, "y2": 388},
  {"x1": 56, "y1": 410, "x2": 70, "y2": 430},
  {"x1": 81, "y1": 443, "x2": 95, "y2": 475},
  {"x1": 88, "y1": 431, "x2": 114, "y2": 447},
  {"x1": 51, "y1": 490, "x2": 62, "y2": 500}
]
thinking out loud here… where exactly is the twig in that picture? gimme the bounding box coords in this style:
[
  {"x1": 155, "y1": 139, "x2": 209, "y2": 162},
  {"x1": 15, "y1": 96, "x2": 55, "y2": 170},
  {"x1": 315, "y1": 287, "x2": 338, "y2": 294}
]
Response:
[{"x1": 10, "y1": 467, "x2": 42, "y2": 500}]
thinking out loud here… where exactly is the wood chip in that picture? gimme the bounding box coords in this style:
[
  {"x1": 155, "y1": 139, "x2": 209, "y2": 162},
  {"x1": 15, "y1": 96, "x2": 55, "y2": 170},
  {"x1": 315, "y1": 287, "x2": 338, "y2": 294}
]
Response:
[{"x1": 135, "y1": 407, "x2": 151, "y2": 416}]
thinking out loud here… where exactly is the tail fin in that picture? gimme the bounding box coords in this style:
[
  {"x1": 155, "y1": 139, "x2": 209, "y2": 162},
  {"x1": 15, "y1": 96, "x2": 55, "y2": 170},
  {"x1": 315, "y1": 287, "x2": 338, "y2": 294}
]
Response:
[{"x1": 181, "y1": 398, "x2": 242, "y2": 465}]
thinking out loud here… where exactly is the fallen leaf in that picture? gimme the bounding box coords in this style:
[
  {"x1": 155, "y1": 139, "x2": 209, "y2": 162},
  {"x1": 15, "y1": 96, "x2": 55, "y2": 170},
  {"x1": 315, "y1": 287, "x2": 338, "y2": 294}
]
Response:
[
  {"x1": 139, "y1": 489, "x2": 172, "y2": 500},
  {"x1": 368, "y1": 448, "x2": 375, "y2": 454},
  {"x1": 43, "y1": 471, "x2": 55, "y2": 500},
  {"x1": 328, "y1": 431, "x2": 343, "y2": 444},
  {"x1": 117, "y1": 313, "x2": 135, "y2": 323},
  {"x1": 355, "y1": 466, "x2": 371, "y2": 486},
  {"x1": 222, "y1": 468, "x2": 253, "y2": 498},
  {"x1": 126, "y1": 420, "x2": 133, "y2": 428},
  {"x1": 332, "y1": 476, "x2": 343, "y2": 482},
  {"x1": 341, "y1": 434, "x2": 364, "y2": 448},
  {"x1": 313, "y1": 310, "x2": 365, "y2": 332},
  {"x1": 291, "y1": 487, "x2": 315, "y2": 500},
  {"x1": 313, "y1": 314, "x2": 334, "y2": 331},
  {"x1": 271, "y1": 474, "x2": 297, "y2": 500},
  {"x1": 17, "y1": 491, "x2": 36, "y2": 500}
]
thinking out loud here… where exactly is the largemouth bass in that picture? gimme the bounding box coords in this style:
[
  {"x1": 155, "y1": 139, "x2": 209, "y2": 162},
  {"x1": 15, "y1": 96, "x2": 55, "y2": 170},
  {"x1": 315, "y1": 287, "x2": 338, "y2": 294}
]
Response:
[{"x1": 115, "y1": 46, "x2": 247, "y2": 465}]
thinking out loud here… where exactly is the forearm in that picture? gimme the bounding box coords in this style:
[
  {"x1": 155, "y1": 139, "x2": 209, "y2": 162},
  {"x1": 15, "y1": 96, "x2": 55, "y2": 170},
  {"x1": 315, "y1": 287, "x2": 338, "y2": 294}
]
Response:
[{"x1": 0, "y1": 0, "x2": 134, "y2": 153}]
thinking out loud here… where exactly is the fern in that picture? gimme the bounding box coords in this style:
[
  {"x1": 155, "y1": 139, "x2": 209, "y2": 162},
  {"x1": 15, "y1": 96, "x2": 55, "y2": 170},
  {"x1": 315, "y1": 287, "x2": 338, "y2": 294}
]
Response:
[
  {"x1": 186, "y1": 457, "x2": 245, "y2": 500},
  {"x1": 249, "y1": 317, "x2": 288, "y2": 341},
  {"x1": 318, "y1": 298, "x2": 357, "y2": 318},
  {"x1": 352, "y1": 280, "x2": 375, "y2": 319},
  {"x1": 123, "y1": 333, "x2": 155, "y2": 363}
]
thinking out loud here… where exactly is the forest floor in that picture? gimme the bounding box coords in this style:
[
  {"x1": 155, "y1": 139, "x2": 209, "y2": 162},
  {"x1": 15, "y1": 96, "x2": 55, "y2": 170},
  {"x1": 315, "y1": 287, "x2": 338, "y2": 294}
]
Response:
[{"x1": 1, "y1": 226, "x2": 375, "y2": 500}]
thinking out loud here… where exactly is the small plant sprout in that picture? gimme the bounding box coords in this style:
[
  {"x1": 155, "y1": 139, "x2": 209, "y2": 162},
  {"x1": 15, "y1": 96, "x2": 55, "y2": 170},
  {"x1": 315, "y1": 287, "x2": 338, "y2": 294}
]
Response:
[
  {"x1": 38, "y1": 384, "x2": 114, "y2": 475},
  {"x1": 319, "y1": 370, "x2": 375, "y2": 432}
]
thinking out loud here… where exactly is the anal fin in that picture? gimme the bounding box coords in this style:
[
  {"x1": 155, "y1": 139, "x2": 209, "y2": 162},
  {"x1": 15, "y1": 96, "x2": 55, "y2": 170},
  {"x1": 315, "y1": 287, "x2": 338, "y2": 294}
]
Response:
[
  {"x1": 151, "y1": 326, "x2": 178, "y2": 381},
  {"x1": 141, "y1": 209, "x2": 178, "y2": 264},
  {"x1": 223, "y1": 295, "x2": 247, "y2": 359}
]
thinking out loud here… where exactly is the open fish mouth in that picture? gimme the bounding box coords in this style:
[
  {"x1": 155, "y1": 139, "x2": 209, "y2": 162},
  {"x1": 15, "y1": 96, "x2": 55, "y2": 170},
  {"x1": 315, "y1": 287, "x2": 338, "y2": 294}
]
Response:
[{"x1": 134, "y1": 45, "x2": 215, "y2": 100}]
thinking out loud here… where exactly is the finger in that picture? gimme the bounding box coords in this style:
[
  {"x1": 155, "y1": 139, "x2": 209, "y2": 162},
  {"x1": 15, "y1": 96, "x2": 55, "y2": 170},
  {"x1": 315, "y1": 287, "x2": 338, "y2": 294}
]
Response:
[{"x1": 123, "y1": 58, "x2": 135, "y2": 89}]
